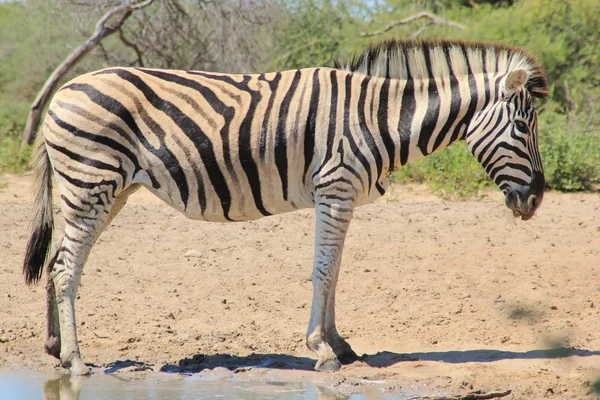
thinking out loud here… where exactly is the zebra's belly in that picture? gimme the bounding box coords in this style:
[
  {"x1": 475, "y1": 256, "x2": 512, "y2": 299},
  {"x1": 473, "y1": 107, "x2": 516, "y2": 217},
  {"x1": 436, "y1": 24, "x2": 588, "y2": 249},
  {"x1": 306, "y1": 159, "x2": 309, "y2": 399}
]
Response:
[
  {"x1": 180, "y1": 199, "x2": 310, "y2": 223},
  {"x1": 134, "y1": 170, "x2": 314, "y2": 222}
]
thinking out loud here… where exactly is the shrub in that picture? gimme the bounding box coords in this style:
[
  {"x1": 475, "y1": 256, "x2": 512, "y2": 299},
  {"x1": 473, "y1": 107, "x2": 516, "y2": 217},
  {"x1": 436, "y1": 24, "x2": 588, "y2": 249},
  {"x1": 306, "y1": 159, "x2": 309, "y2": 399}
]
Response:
[
  {"x1": 538, "y1": 106, "x2": 600, "y2": 191},
  {"x1": 392, "y1": 142, "x2": 492, "y2": 200},
  {"x1": 0, "y1": 133, "x2": 30, "y2": 175}
]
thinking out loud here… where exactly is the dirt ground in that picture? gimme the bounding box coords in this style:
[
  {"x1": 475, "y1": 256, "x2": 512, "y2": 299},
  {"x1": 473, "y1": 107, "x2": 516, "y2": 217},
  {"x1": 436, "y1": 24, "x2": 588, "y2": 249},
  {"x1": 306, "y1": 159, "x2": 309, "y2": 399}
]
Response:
[{"x1": 1, "y1": 173, "x2": 599, "y2": 399}]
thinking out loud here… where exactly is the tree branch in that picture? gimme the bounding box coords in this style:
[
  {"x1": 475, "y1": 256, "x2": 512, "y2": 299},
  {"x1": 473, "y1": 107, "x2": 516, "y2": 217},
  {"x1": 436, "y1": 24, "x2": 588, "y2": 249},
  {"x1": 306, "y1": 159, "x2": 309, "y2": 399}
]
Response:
[
  {"x1": 360, "y1": 11, "x2": 465, "y2": 37},
  {"x1": 118, "y1": 27, "x2": 145, "y2": 67},
  {"x1": 21, "y1": 0, "x2": 155, "y2": 149}
]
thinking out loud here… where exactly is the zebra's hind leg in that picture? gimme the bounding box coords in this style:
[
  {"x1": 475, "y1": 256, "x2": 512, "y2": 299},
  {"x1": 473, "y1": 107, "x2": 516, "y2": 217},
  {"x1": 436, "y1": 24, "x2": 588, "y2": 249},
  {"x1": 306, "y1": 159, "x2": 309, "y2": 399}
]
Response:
[
  {"x1": 49, "y1": 183, "x2": 137, "y2": 375},
  {"x1": 306, "y1": 197, "x2": 354, "y2": 372},
  {"x1": 45, "y1": 184, "x2": 139, "y2": 364},
  {"x1": 45, "y1": 233, "x2": 64, "y2": 360}
]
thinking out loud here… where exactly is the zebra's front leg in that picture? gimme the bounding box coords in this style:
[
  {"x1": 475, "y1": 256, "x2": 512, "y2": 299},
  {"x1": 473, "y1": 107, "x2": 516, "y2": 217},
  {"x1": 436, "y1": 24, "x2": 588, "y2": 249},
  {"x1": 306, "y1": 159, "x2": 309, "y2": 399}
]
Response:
[
  {"x1": 306, "y1": 198, "x2": 354, "y2": 372},
  {"x1": 324, "y1": 284, "x2": 359, "y2": 364}
]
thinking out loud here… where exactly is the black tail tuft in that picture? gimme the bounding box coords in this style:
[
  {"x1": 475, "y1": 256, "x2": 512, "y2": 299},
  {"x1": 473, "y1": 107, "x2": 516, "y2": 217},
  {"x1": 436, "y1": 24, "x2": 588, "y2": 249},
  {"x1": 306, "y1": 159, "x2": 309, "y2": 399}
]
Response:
[
  {"x1": 23, "y1": 128, "x2": 54, "y2": 285},
  {"x1": 23, "y1": 221, "x2": 53, "y2": 284}
]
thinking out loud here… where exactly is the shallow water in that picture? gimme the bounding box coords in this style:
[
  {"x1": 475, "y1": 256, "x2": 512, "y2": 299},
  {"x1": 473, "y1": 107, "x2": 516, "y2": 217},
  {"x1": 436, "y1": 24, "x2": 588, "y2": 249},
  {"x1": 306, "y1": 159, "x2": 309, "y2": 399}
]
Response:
[{"x1": 0, "y1": 370, "x2": 395, "y2": 400}]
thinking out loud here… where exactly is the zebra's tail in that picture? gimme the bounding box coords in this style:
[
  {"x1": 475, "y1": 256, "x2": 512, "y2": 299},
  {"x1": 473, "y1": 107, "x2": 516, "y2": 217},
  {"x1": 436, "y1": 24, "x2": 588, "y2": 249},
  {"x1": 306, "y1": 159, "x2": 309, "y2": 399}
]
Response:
[{"x1": 23, "y1": 129, "x2": 54, "y2": 285}]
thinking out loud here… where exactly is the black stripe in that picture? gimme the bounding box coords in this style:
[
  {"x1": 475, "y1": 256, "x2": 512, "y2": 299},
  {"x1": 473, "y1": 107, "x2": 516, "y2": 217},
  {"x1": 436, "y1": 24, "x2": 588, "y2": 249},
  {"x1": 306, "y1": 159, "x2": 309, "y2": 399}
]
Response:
[
  {"x1": 492, "y1": 142, "x2": 531, "y2": 161},
  {"x1": 321, "y1": 194, "x2": 354, "y2": 202},
  {"x1": 418, "y1": 48, "x2": 441, "y2": 156},
  {"x1": 484, "y1": 154, "x2": 510, "y2": 175},
  {"x1": 494, "y1": 174, "x2": 528, "y2": 188},
  {"x1": 377, "y1": 78, "x2": 396, "y2": 171},
  {"x1": 54, "y1": 167, "x2": 117, "y2": 193},
  {"x1": 312, "y1": 70, "x2": 339, "y2": 179},
  {"x1": 471, "y1": 109, "x2": 505, "y2": 159},
  {"x1": 60, "y1": 195, "x2": 85, "y2": 212},
  {"x1": 319, "y1": 141, "x2": 364, "y2": 187},
  {"x1": 95, "y1": 69, "x2": 234, "y2": 220},
  {"x1": 510, "y1": 127, "x2": 528, "y2": 148},
  {"x1": 62, "y1": 83, "x2": 186, "y2": 196},
  {"x1": 356, "y1": 77, "x2": 383, "y2": 194},
  {"x1": 46, "y1": 140, "x2": 126, "y2": 182},
  {"x1": 238, "y1": 74, "x2": 270, "y2": 216},
  {"x1": 432, "y1": 47, "x2": 461, "y2": 151},
  {"x1": 480, "y1": 50, "x2": 491, "y2": 109},
  {"x1": 55, "y1": 100, "x2": 138, "y2": 148},
  {"x1": 341, "y1": 76, "x2": 371, "y2": 193},
  {"x1": 47, "y1": 108, "x2": 143, "y2": 184},
  {"x1": 64, "y1": 218, "x2": 84, "y2": 231},
  {"x1": 314, "y1": 176, "x2": 354, "y2": 191},
  {"x1": 398, "y1": 49, "x2": 415, "y2": 165},
  {"x1": 275, "y1": 70, "x2": 302, "y2": 201},
  {"x1": 136, "y1": 69, "x2": 239, "y2": 185},
  {"x1": 186, "y1": 71, "x2": 248, "y2": 89},
  {"x1": 489, "y1": 162, "x2": 531, "y2": 180},
  {"x1": 303, "y1": 69, "x2": 320, "y2": 183},
  {"x1": 450, "y1": 47, "x2": 478, "y2": 143},
  {"x1": 469, "y1": 106, "x2": 502, "y2": 148},
  {"x1": 259, "y1": 73, "x2": 282, "y2": 161}
]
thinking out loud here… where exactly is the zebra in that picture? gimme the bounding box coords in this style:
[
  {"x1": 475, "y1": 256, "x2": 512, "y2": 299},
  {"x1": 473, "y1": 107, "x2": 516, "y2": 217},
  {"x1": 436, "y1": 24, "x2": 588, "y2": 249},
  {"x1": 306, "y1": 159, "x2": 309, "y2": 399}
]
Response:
[{"x1": 23, "y1": 39, "x2": 548, "y2": 375}]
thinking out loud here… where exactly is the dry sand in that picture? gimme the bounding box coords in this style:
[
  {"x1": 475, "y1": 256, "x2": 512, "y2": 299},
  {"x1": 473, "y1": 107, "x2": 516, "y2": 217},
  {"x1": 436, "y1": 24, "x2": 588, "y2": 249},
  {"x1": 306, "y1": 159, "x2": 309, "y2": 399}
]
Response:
[{"x1": 1, "y1": 174, "x2": 599, "y2": 399}]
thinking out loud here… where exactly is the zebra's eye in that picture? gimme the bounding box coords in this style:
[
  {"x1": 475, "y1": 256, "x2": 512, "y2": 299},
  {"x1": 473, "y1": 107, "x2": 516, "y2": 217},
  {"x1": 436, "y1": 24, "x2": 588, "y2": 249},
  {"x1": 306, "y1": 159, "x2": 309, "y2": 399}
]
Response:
[{"x1": 514, "y1": 120, "x2": 529, "y2": 133}]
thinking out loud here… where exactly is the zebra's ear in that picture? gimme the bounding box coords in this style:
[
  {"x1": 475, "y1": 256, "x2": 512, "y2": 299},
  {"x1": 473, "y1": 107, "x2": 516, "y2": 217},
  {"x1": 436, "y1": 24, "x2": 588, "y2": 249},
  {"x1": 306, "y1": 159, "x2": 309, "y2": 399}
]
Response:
[{"x1": 502, "y1": 69, "x2": 528, "y2": 96}]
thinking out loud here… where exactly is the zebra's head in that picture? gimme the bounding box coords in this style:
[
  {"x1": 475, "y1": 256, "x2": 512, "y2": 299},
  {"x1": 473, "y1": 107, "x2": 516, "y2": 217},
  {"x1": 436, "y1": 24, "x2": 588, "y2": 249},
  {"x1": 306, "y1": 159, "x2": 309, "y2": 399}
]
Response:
[{"x1": 466, "y1": 68, "x2": 546, "y2": 220}]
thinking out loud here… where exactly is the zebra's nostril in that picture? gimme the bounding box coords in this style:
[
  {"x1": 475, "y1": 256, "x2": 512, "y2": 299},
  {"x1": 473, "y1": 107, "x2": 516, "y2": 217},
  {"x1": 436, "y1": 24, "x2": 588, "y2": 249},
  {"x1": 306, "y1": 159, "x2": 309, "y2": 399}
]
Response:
[{"x1": 528, "y1": 194, "x2": 539, "y2": 210}]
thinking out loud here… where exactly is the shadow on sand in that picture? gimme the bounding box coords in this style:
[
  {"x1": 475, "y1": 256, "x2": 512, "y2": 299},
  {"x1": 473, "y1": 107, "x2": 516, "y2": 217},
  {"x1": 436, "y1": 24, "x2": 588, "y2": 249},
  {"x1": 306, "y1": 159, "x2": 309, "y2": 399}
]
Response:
[
  {"x1": 38, "y1": 348, "x2": 600, "y2": 399},
  {"x1": 159, "y1": 353, "x2": 317, "y2": 374},
  {"x1": 360, "y1": 347, "x2": 600, "y2": 368},
  {"x1": 152, "y1": 346, "x2": 600, "y2": 373}
]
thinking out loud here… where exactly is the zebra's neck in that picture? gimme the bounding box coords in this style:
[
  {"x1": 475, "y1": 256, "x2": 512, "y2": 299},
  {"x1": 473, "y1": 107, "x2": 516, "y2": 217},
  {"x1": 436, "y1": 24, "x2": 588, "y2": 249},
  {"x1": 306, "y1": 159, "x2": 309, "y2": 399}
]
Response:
[{"x1": 369, "y1": 72, "x2": 497, "y2": 171}]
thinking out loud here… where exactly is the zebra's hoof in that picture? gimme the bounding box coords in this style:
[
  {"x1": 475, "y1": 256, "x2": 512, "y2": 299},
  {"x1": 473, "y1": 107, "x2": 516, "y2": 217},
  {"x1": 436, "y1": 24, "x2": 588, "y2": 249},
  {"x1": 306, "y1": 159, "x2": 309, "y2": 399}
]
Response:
[
  {"x1": 44, "y1": 336, "x2": 61, "y2": 360},
  {"x1": 68, "y1": 358, "x2": 91, "y2": 376},
  {"x1": 315, "y1": 358, "x2": 341, "y2": 372},
  {"x1": 337, "y1": 348, "x2": 359, "y2": 364}
]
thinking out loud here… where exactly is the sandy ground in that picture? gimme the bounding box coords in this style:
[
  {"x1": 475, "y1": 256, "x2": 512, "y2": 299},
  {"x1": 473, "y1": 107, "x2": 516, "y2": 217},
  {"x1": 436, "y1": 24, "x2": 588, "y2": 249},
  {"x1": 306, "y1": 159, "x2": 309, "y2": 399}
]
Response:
[{"x1": 1, "y1": 173, "x2": 599, "y2": 399}]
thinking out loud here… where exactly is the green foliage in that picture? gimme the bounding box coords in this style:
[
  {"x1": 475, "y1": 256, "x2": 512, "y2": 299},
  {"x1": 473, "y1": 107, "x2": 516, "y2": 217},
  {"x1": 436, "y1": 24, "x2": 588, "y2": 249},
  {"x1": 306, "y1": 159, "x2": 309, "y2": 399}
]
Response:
[
  {"x1": 0, "y1": 0, "x2": 102, "y2": 151},
  {"x1": 392, "y1": 142, "x2": 492, "y2": 200},
  {"x1": 538, "y1": 104, "x2": 600, "y2": 191},
  {"x1": 273, "y1": 0, "x2": 355, "y2": 69},
  {"x1": 0, "y1": 133, "x2": 30, "y2": 175}
]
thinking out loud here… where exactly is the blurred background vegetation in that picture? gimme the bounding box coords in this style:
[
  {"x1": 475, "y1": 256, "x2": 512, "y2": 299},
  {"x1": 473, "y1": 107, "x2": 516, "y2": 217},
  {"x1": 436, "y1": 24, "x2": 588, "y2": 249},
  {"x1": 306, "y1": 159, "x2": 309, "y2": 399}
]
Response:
[{"x1": 0, "y1": 0, "x2": 598, "y2": 198}]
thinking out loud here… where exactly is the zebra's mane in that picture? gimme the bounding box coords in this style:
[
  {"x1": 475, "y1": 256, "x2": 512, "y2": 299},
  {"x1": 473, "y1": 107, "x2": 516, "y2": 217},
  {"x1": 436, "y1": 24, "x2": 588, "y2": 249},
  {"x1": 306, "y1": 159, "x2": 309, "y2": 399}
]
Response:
[{"x1": 334, "y1": 39, "x2": 548, "y2": 98}]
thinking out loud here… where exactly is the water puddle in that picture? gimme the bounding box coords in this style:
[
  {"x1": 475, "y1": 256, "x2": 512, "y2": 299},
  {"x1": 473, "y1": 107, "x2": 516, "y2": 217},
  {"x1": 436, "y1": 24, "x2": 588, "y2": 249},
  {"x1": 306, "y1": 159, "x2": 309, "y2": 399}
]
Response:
[{"x1": 0, "y1": 369, "x2": 397, "y2": 400}]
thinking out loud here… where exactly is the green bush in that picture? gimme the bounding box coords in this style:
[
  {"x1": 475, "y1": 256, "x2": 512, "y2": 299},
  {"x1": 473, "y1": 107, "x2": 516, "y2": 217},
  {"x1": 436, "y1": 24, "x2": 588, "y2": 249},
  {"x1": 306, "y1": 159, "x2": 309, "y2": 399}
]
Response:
[
  {"x1": 0, "y1": 133, "x2": 30, "y2": 175},
  {"x1": 538, "y1": 105, "x2": 600, "y2": 191}
]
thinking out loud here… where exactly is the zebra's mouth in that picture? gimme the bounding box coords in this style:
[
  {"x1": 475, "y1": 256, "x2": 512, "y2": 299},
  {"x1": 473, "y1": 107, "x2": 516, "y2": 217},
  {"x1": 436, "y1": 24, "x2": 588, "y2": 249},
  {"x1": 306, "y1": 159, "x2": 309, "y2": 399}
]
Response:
[
  {"x1": 510, "y1": 203, "x2": 534, "y2": 221},
  {"x1": 505, "y1": 191, "x2": 536, "y2": 221}
]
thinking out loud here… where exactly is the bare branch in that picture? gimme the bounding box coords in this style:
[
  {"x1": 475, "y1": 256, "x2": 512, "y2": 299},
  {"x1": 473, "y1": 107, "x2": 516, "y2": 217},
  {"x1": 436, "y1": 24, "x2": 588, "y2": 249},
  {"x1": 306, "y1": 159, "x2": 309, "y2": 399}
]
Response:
[
  {"x1": 21, "y1": 0, "x2": 155, "y2": 148},
  {"x1": 410, "y1": 24, "x2": 431, "y2": 39},
  {"x1": 360, "y1": 11, "x2": 465, "y2": 37},
  {"x1": 118, "y1": 27, "x2": 145, "y2": 67}
]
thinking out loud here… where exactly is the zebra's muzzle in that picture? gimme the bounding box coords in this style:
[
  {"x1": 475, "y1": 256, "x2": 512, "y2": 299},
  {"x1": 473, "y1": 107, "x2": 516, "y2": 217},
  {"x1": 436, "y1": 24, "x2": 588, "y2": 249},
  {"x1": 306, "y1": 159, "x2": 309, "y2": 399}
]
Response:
[
  {"x1": 505, "y1": 172, "x2": 544, "y2": 221},
  {"x1": 506, "y1": 193, "x2": 537, "y2": 220}
]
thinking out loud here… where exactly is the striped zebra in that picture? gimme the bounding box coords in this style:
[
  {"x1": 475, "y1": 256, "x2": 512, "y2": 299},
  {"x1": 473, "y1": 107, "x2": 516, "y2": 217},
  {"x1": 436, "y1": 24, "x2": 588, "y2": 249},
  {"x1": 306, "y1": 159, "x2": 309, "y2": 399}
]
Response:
[{"x1": 23, "y1": 39, "x2": 547, "y2": 375}]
